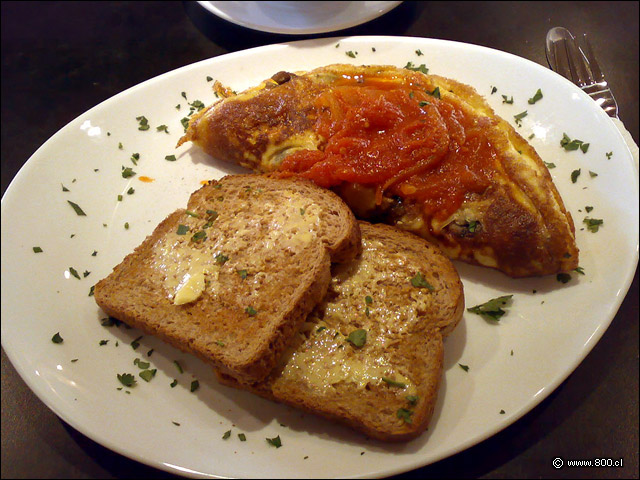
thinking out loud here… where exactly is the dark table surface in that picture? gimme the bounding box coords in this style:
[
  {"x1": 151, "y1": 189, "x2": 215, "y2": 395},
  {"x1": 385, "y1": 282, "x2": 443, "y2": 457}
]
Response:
[{"x1": 2, "y1": 1, "x2": 638, "y2": 478}]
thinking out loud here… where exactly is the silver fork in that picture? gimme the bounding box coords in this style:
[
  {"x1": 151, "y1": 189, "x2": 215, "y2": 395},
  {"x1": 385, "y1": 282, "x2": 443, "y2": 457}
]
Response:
[{"x1": 546, "y1": 27, "x2": 619, "y2": 118}]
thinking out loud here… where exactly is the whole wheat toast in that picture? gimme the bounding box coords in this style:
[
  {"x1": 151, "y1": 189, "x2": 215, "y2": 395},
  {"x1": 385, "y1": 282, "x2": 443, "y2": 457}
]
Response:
[
  {"x1": 94, "y1": 174, "x2": 360, "y2": 383},
  {"x1": 217, "y1": 221, "x2": 464, "y2": 441}
]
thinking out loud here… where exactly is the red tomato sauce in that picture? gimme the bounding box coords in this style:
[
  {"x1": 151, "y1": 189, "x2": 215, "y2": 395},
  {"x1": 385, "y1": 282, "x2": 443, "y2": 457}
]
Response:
[{"x1": 279, "y1": 74, "x2": 498, "y2": 221}]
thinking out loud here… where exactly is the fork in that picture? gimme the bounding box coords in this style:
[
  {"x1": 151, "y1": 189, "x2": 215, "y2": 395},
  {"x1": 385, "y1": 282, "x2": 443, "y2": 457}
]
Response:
[{"x1": 546, "y1": 27, "x2": 619, "y2": 118}]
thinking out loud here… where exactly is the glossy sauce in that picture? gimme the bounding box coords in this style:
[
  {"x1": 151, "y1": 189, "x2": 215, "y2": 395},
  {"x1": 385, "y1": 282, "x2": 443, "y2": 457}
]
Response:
[{"x1": 279, "y1": 73, "x2": 499, "y2": 221}]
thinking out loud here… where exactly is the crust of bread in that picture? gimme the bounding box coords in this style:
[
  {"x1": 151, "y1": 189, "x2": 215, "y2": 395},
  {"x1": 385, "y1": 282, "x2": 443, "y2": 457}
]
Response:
[
  {"x1": 217, "y1": 221, "x2": 464, "y2": 441},
  {"x1": 94, "y1": 174, "x2": 360, "y2": 383}
]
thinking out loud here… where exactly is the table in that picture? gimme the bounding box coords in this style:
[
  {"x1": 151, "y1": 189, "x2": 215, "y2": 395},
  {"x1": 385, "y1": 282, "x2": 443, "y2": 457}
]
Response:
[{"x1": 2, "y1": 2, "x2": 637, "y2": 478}]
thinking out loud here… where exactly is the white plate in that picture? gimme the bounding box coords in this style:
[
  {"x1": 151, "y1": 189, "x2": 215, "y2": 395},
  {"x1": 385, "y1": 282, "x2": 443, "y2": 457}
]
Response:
[
  {"x1": 196, "y1": 1, "x2": 403, "y2": 34},
  {"x1": 2, "y1": 36, "x2": 638, "y2": 479}
]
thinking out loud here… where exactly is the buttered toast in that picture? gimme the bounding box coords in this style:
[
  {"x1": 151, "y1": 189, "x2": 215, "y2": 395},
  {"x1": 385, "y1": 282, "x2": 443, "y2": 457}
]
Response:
[
  {"x1": 94, "y1": 174, "x2": 360, "y2": 383},
  {"x1": 217, "y1": 221, "x2": 464, "y2": 441}
]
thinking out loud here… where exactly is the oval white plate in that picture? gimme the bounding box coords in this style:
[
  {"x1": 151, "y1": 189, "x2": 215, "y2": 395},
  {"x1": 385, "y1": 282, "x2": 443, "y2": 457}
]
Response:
[
  {"x1": 2, "y1": 36, "x2": 638, "y2": 479},
  {"x1": 196, "y1": 1, "x2": 403, "y2": 34}
]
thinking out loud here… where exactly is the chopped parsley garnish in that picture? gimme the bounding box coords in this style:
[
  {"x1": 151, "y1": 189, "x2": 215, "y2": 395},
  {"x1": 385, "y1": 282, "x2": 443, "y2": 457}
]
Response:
[
  {"x1": 117, "y1": 195, "x2": 123, "y2": 202},
  {"x1": 83, "y1": 270, "x2": 90, "y2": 278},
  {"x1": 426, "y1": 86, "x2": 441, "y2": 99},
  {"x1": 136, "y1": 115, "x2": 150, "y2": 131},
  {"x1": 556, "y1": 273, "x2": 571, "y2": 284},
  {"x1": 346, "y1": 329, "x2": 367, "y2": 348},
  {"x1": 585, "y1": 206, "x2": 594, "y2": 213},
  {"x1": 185, "y1": 210, "x2": 200, "y2": 218},
  {"x1": 571, "y1": 169, "x2": 581, "y2": 183},
  {"x1": 490, "y1": 86, "x2": 497, "y2": 94},
  {"x1": 101, "y1": 317, "x2": 123, "y2": 327},
  {"x1": 404, "y1": 62, "x2": 429, "y2": 74},
  {"x1": 222, "y1": 430, "x2": 232, "y2": 440},
  {"x1": 266, "y1": 435, "x2": 282, "y2": 448},
  {"x1": 459, "y1": 363, "x2": 469, "y2": 372},
  {"x1": 181, "y1": 117, "x2": 190, "y2": 132},
  {"x1": 176, "y1": 224, "x2": 189, "y2": 235},
  {"x1": 165, "y1": 155, "x2": 177, "y2": 162},
  {"x1": 415, "y1": 49, "x2": 424, "y2": 56},
  {"x1": 33, "y1": 246, "x2": 43, "y2": 253},
  {"x1": 468, "y1": 220, "x2": 478, "y2": 233},
  {"x1": 156, "y1": 125, "x2": 169, "y2": 134},
  {"x1": 130, "y1": 152, "x2": 140, "y2": 165},
  {"x1": 124, "y1": 222, "x2": 130, "y2": 230},
  {"x1": 170, "y1": 379, "x2": 178, "y2": 388},
  {"x1": 560, "y1": 133, "x2": 589, "y2": 152},
  {"x1": 513, "y1": 110, "x2": 528, "y2": 127},
  {"x1": 206, "y1": 76, "x2": 213, "y2": 82},
  {"x1": 131, "y1": 335, "x2": 143, "y2": 350},
  {"x1": 365, "y1": 295, "x2": 373, "y2": 304},
  {"x1": 245, "y1": 306, "x2": 258, "y2": 316},
  {"x1": 345, "y1": 51, "x2": 357, "y2": 58},
  {"x1": 191, "y1": 230, "x2": 207, "y2": 243},
  {"x1": 418, "y1": 100, "x2": 430, "y2": 107},
  {"x1": 589, "y1": 170, "x2": 598, "y2": 178},
  {"x1": 382, "y1": 377, "x2": 407, "y2": 388},
  {"x1": 467, "y1": 295, "x2": 513, "y2": 321},
  {"x1": 88, "y1": 285, "x2": 95, "y2": 296},
  {"x1": 139, "y1": 369, "x2": 157, "y2": 382},
  {"x1": 134, "y1": 358, "x2": 150, "y2": 369},
  {"x1": 62, "y1": 184, "x2": 70, "y2": 192},
  {"x1": 396, "y1": 408, "x2": 413, "y2": 424},
  {"x1": 190, "y1": 380, "x2": 199, "y2": 392},
  {"x1": 118, "y1": 142, "x2": 124, "y2": 150},
  {"x1": 237, "y1": 269, "x2": 248, "y2": 279},
  {"x1": 121, "y1": 166, "x2": 136, "y2": 178},
  {"x1": 127, "y1": 187, "x2": 135, "y2": 195},
  {"x1": 238, "y1": 433, "x2": 247, "y2": 441},
  {"x1": 544, "y1": 161, "x2": 556, "y2": 169},
  {"x1": 69, "y1": 267, "x2": 81, "y2": 280},
  {"x1": 410, "y1": 272, "x2": 434, "y2": 290},
  {"x1": 500, "y1": 409, "x2": 506, "y2": 414},
  {"x1": 583, "y1": 217, "x2": 604, "y2": 232},
  {"x1": 117, "y1": 373, "x2": 137, "y2": 387},
  {"x1": 99, "y1": 340, "x2": 109, "y2": 346},
  {"x1": 51, "y1": 332, "x2": 64, "y2": 344},
  {"x1": 574, "y1": 266, "x2": 585, "y2": 275},
  {"x1": 67, "y1": 200, "x2": 87, "y2": 216},
  {"x1": 215, "y1": 253, "x2": 229, "y2": 265},
  {"x1": 172, "y1": 421, "x2": 181, "y2": 426},
  {"x1": 502, "y1": 95, "x2": 514, "y2": 104},
  {"x1": 215, "y1": 340, "x2": 225, "y2": 347},
  {"x1": 606, "y1": 151, "x2": 613, "y2": 159},
  {"x1": 527, "y1": 89, "x2": 543, "y2": 104},
  {"x1": 406, "y1": 395, "x2": 419, "y2": 405}
]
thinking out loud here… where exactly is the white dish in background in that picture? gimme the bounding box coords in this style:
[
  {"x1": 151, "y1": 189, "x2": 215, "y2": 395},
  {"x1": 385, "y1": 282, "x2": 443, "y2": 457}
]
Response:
[
  {"x1": 196, "y1": 1, "x2": 403, "y2": 34},
  {"x1": 1, "y1": 36, "x2": 638, "y2": 479}
]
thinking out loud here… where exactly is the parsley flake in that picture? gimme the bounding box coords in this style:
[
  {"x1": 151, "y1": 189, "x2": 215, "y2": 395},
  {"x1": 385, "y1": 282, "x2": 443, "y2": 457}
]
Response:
[
  {"x1": 459, "y1": 363, "x2": 470, "y2": 372},
  {"x1": 346, "y1": 329, "x2": 367, "y2": 348},
  {"x1": 396, "y1": 408, "x2": 413, "y2": 424},
  {"x1": 527, "y1": 89, "x2": 543, "y2": 104},
  {"x1": 467, "y1": 295, "x2": 513, "y2": 321},
  {"x1": 33, "y1": 246, "x2": 43, "y2": 253},
  {"x1": 410, "y1": 272, "x2": 434, "y2": 289},
  {"x1": 266, "y1": 435, "x2": 282, "y2": 448},
  {"x1": 67, "y1": 200, "x2": 87, "y2": 216},
  {"x1": 583, "y1": 217, "x2": 604, "y2": 233},
  {"x1": 51, "y1": 332, "x2": 64, "y2": 344},
  {"x1": 404, "y1": 62, "x2": 429, "y2": 74},
  {"x1": 117, "y1": 373, "x2": 137, "y2": 387}
]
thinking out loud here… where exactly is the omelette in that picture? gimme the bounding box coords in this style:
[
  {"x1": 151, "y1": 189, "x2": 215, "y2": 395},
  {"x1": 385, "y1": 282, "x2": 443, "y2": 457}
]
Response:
[{"x1": 178, "y1": 64, "x2": 578, "y2": 278}]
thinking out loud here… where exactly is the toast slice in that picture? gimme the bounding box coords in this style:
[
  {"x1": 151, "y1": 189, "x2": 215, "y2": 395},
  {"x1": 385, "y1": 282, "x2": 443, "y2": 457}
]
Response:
[
  {"x1": 94, "y1": 174, "x2": 360, "y2": 383},
  {"x1": 217, "y1": 221, "x2": 465, "y2": 441}
]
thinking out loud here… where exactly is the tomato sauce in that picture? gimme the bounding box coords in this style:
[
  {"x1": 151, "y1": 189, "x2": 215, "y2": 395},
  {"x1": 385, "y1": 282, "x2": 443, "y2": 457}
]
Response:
[{"x1": 279, "y1": 74, "x2": 498, "y2": 221}]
